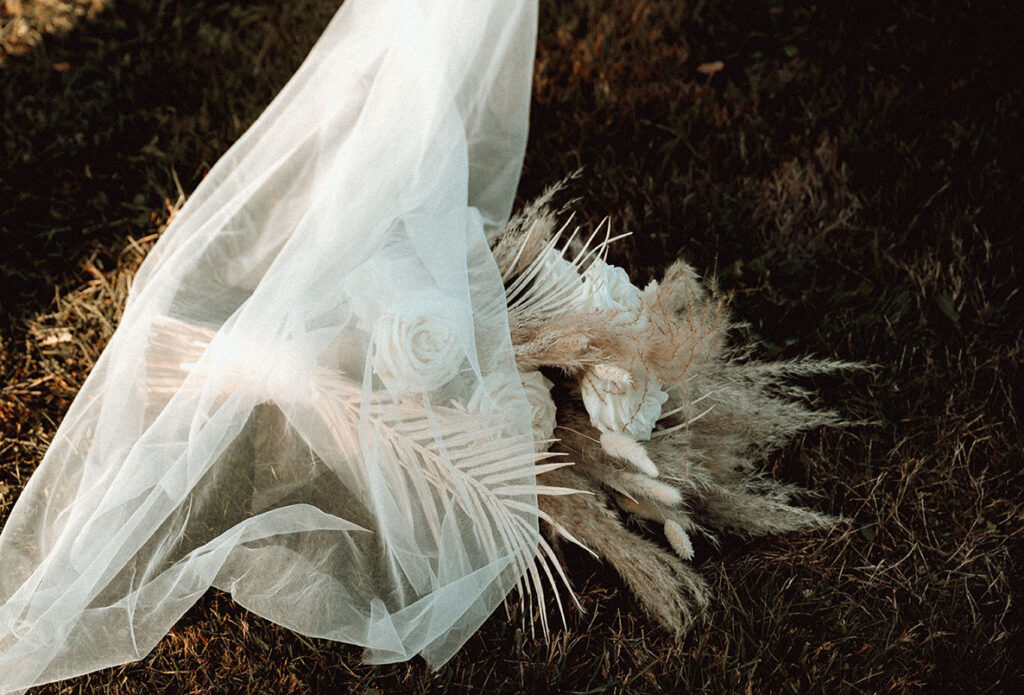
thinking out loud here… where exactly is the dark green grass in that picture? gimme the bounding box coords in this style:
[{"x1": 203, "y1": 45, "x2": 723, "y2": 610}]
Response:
[{"x1": 2, "y1": 0, "x2": 1022, "y2": 692}]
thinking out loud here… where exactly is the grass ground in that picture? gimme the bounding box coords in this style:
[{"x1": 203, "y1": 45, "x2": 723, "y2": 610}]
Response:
[{"x1": 1, "y1": 0, "x2": 1022, "y2": 692}]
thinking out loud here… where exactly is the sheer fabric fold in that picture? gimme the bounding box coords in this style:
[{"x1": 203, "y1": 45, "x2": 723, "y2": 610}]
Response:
[{"x1": 0, "y1": 0, "x2": 540, "y2": 690}]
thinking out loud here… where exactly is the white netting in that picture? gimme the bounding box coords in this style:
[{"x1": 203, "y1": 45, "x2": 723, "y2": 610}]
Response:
[{"x1": 0, "y1": 1, "x2": 540, "y2": 691}]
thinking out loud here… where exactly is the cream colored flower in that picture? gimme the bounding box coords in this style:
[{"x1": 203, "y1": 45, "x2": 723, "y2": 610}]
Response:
[
  {"x1": 372, "y1": 296, "x2": 463, "y2": 394},
  {"x1": 580, "y1": 366, "x2": 668, "y2": 441},
  {"x1": 583, "y1": 258, "x2": 643, "y2": 316},
  {"x1": 520, "y1": 369, "x2": 557, "y2": 451},
  {"x1": 468, "y1": 369, "x2": 557, "y2": 452}
]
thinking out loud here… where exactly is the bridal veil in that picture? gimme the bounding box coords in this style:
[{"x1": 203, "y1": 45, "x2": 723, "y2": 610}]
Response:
[{"x1": 0, "y1": 0, "x2": 541, "y2": 690}]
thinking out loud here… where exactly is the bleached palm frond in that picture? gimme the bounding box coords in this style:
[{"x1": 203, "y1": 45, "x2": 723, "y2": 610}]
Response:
[
  {"x1": 502, "y1": 215, "x2": 631, "y2": 327},
  {"x1": 309, "y1": 373, "x2": 581, "y2": 639},
  {"x1": 146, "y1": 316, "x2": 216, "y2": 396},
  {"x1": 144, "y1": 315, "x2": 575, "y2": 637}
]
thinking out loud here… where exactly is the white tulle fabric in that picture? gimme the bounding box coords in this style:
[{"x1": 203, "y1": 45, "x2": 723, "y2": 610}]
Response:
[{"x1": 0, "y1": 0, "x2": 539, "y2": 690}]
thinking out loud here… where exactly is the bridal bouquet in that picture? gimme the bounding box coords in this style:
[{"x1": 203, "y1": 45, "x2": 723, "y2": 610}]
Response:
[
  {"x1": 142, "y1": 182, "x2": 847, "y2": 641},
  {"x1": 485, "y1": 184, "x2": 847, "y2": 633}
]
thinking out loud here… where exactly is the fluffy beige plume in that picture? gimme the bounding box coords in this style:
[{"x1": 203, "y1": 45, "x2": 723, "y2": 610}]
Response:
[
  {"x1": 599, "y1": 431, "x2": 658, "y2": 477},
  {"x1": 663, "y1": 519, "x2": 695, "y2": 560},
  {"x1": 638, "y1": 261, "x2": 729, "y2": 385}
]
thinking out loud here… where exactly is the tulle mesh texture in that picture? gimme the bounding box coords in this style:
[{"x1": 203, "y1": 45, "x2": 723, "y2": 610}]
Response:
[{"x1": 0, "y1": 1, "x2": 540, "y2": 691}]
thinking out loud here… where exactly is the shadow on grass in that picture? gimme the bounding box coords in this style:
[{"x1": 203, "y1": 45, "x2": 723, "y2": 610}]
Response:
[{"x1": 0, "y1": 0, "x2": 338, "y2": 321}]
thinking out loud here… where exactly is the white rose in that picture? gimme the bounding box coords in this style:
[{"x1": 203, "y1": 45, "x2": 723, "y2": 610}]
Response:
[
  {"x1": 521, "y1": 370, "x2": 558, "y2": 451},
  {"x1": 584, "y1": 259, "x2": 642, "y2": 311},
  {"x1": 468, "y1": 369, "x2": 557, "y2": 452},
  {"x1": 372, "y1": 296, "x2": 464, "y2": 394},
  {"x1": 580, "y1": 365, "x2": 668, "y2": 441}
]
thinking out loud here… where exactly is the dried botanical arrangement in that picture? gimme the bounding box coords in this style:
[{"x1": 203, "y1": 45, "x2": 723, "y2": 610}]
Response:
[
  {"x1": 134, "y1": 181, "x2": 852, "y2": 643},
  {"x1": 489, "y1": 181, "x2": 853, "y2": 634}
]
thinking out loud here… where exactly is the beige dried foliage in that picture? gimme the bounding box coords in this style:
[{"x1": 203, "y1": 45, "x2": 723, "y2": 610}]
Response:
[
  {"x1": 512, "y1": 312, "x2": 634, "y2": 372},
  {"x1": 538, "y1": 466, "x2": 709, "y2": 635},
  {"x1": 638, "y1": 260, "x2": 728, "y2": 384},
  {"x1": 494, "y1": 192, "x2": 855, "y2": 634}
]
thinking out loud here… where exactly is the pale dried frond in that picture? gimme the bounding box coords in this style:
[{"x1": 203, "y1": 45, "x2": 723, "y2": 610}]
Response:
[
  {"x1": 503, "y1": 218, "x2": 629, "y2": 329},
  {"x1": 142, "y1": 315, "x2": 569, "y2": 639}
]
